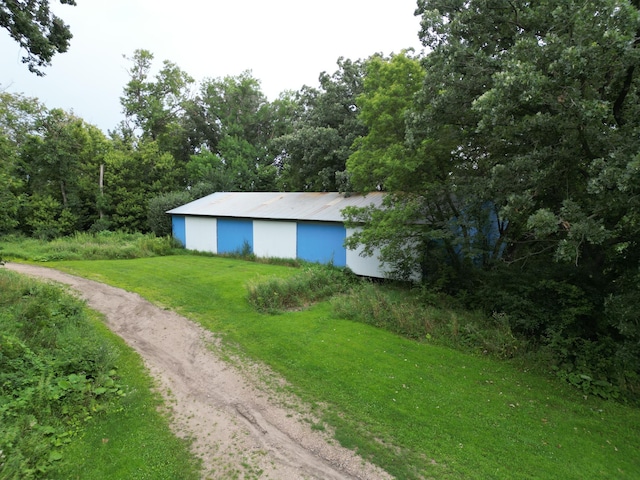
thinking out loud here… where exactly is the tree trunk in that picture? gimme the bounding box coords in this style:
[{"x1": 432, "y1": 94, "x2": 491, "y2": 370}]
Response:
[
  {"x1": 60, "y1": 180, "x2": 68, "y2": 207},
  {"x1": 98, "y1": 163, "x2": 105, "y2": 219}
]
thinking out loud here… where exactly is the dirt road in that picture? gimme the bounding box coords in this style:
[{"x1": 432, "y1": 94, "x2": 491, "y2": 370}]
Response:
[{"x1": 6, "y1": 263, "x2": 392, "y2": 480}]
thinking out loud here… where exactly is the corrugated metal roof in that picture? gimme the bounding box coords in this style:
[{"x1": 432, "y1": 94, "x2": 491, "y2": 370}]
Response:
[{"x1": 167, "y1": 192, "x2": 385, "y2": 222}]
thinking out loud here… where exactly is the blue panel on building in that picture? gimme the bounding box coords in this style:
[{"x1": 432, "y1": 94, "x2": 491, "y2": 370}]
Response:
[
  {"x1": 172, "y1": 216, "x2": 186, "y2": 246},
  {"x1": 297, "y1": 222, "x2": 346, "y2": 267},
  {"x1": 217, "y1": 218, "x2": 253, "y2": 254}
]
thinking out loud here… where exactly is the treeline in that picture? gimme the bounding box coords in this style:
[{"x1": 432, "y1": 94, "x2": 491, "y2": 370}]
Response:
[
  {"x1": 0, "y1": 49, "x2": 370, "y2": 238},
  {"x1": 2, "y1": 1, "x2": 640, "y2": 399}
]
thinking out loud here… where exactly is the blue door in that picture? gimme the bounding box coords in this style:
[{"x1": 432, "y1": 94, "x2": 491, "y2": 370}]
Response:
[
  {"x1": 217, "y1": 218, "x2": 253, "y2": 254},
  {"x1": 172, "y1": 216, "x2": 186, "y2": 246},
  {"x1": 297, "y1": 222, "x2": 346, "y2": 267}
]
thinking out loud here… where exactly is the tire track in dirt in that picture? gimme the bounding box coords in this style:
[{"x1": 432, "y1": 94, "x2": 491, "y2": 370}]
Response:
[{"x1": 5, "y1": 263, "x2": 392, "y2": 480}]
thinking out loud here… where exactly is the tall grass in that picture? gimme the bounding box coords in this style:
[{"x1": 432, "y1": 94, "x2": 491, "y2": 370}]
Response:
[
  {"x1": 332, "y1": 282, "x2": 523, "y2": 359},
  {"x1": 0, "y1": 232, "x2": 181, "y2": 262},
  {"x1": 0, "y1": 271, "x2": 124, "y2": 478},
  {"x1": 246, "y1": 264, "x2": 357, "y2": 313},
  {"x1": 247, "y1": 270, "x2": 522, "y2": 359}
]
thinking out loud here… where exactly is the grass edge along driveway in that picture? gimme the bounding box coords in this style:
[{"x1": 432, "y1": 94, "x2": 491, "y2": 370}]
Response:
[{"x1": 51, "y1": 255, "x2": 640, "y2": 480}]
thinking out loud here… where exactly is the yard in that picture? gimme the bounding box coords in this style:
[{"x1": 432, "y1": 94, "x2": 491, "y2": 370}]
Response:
[{"x1": 33, "y1": 255, "x2": 640, "y2": 480}]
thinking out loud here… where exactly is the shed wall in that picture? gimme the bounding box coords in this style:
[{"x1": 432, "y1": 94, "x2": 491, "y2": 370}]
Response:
[
  {"x1": 175, "y1": 215, "x2": 387, "y2": 278},
  {"x1": 185, "y1": 217, "x2": 217, "y2": 253},
  {"x1": 253, "y1": 220, "x2": 296, "y2": 259},
  {"x1": 345, "y1": 227, "x2": 386, "y2": 278}
]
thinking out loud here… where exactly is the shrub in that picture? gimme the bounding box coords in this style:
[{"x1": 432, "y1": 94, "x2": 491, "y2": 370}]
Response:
[
  {"x1": 467, "y1": 263, "x2": 640, "y2": 400},
  {"x1": 147, "y1": 190, "x2": 192, "y2": 236},
  {"x1": 247, "y1": 264, "x2": 357, "y2": 313},
  {"x1": 23, "y1": 195, "x2": 77, "y2": 240},
  {"x1": 0, "y1": 271, "x2": 124, "y2": 478}
]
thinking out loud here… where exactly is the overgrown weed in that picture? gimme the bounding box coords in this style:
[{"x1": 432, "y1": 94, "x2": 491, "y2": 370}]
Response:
[
  {"x1": 247, "y1": 267, "x2": 524, "y2": 360},
  {"x1": 0, "y1": 232, "x2": 181, "y2": 261},
  {"x1": 0, "y1": 271, "x2": 124, "y2": 478},
  {"x1": 331, "y1": 282, "x2": 523, "y2": 359},
  {"x1": 247, "y1": 264, "x2": 357, "y2": 313}
]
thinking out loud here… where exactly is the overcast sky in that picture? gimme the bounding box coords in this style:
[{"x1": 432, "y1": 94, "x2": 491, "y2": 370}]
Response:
[{"x1": 0, "y1": 0, "x2": 424, "y2": 133}]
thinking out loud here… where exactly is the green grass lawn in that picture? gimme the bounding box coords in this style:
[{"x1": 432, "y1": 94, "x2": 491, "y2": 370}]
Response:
[{"x1": 46, "y1": 256, "x2": 640, "y2": 479}]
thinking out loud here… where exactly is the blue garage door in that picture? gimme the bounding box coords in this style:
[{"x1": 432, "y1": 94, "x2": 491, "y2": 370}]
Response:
[
  {"x1": 217, "y1": 218, "x2": 253, "y2": 254},
  {"x1": 172, "y1": 215, "x2": 186, "y2": 247},
  {"x1": 297, "y1": 222, "x2": 346, "y2": 267}
]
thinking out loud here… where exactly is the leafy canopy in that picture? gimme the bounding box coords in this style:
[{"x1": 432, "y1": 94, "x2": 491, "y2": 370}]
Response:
[{"x1": 0, "y1": 0, "x2": 76, "y2": 75}]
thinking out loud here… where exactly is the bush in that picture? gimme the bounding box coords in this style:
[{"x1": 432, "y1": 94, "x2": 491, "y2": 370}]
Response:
[
  {"x1": 23, "y1": 195, "x2": 78, "y2": 240},
  {"x1": 467, "y1": 263, "x2": 640, "y2": 401},
  {"x1": 147, "y1": 190, "x2": 192, "y2": 236},
  {"x1": 0, "y1": 271, "x2": 124, "y2": 478},
  {"x1": 247, "y1": 264, "x2": 357, "y2": 313}
]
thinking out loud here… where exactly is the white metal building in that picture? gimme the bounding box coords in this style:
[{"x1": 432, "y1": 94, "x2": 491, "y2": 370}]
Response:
[{"x1": 167, "y1": 192, "x2": 388, "y2": 277}]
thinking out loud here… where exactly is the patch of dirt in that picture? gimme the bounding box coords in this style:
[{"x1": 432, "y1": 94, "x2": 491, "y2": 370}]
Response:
[{"x1": 5, "y1": 263, "x2": 392, "y2": 480}]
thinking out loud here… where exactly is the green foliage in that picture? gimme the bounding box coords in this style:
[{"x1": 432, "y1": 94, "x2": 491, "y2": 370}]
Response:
[
  {"x1": 185, "y1": 148, "x2": 226, "y2": 188},
  {"x1": 104, "y1": 138, "x2": 182, "y2": 232},
  {"x1": 0, "y1": 232, "x2": 180, "y2": 262},
  {"x1": 22, "y1": 195, "x2": 76, "y2": 240},
  {"x1": 273, "y1": 58, "x2": 367, "y2": 191},
  {"x1": 247, "y1": 264, "x2": 357, "y2": 313},
  {"x1": 343, "y1": 0, "x2": 640, "y2": 397},
  {"x1": 189, "y1": 71, "x2": 279, "y2": 191},
  {"x1": 466, "y1": 262, "x2": 640, "y2": 400},
  {"x1": 18, "y1": 109, "x2": 110, "y2": 235},
  {"x1": 347, "y1": 51, "x2": 425, "y2": 192},
  {"x1": 199, "y1": 70, "x2": 273, "y2": 146},
  {"x1": 0, "y1": 269, "x2": 200, "y2": 479},
  {"x1": 121, "y1": 49, "x2": 195, "y2": 152},
  {"x1": 0, "y1": 0, "x2": 76, "y2": 75},
  {"x1": 332, "y1": 282, "x2": 522, "y2": 358},
  {"x1": 0, "y1": 170, "x2": 21, "y2": 235},
  {"x1": 0, "y1": 271, "x2": 123, "y2": 478},
  {"x1": 147, "y1": 190, "x2": 192, "y2": 236}
]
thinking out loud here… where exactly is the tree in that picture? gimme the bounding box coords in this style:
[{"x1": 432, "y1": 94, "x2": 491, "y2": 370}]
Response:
[
  {"x1": 104, "y1": 136, "x2": 180, "y2": 232},
  {"x1": 189, "y1": 71, "x2": 277, "y2": 191},
  {"x1": 0, "y1": 0, "x2": 76, "y2": 75},
  {"x1": 0, "y1": 91, "x2": 46, "y2": 233},
  {"x1": 272, "y1": 58, "x2": 367, "y2": 191},
  {"x1": 346, "y1": 0, "x2": 640, "y2": 390},
  {"x1": 344, "y1": 49, "x2": 492, "y2": 279},
  {"x1": 344, "y1": 51, "x2": 464, "y2": 280},
  {"x1": 350, "y1": 1, "x2": 640, "y2": 278},
  {"x1": 120, "y1": 49, "x2": 195, "y2": 165},
  {"x1": 147, "y1": 190, "x2": 192, "y2": 237},
  {"x1": 0, "y1": 160, "x2": 21, "y2": 234},
  {"x1": 19, "y1": 109, "x2": 109, "y2": 234},
  {"x1": 199, "y1": 71, "x2": 273, "y2": 146},
  {"x1": 347, "y1": 51, "x2": 425, "y2": 192}
]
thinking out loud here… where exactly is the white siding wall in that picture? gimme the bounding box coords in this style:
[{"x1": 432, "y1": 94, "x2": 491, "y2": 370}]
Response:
[
  {"x1": 253, "y1": 220, "x2": 297, "y2": 259},
  {"x1": 346, "y1": 227, "x2": 387, "y2": 278},
  {"x1": 185, "y1": 217, "x2": 217, "y2": 253}
]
